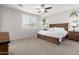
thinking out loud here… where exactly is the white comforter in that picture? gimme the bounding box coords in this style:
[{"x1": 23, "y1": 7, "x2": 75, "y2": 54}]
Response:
[{"x1": 38, "y1": 27, "x2": 68, "y2": 42}]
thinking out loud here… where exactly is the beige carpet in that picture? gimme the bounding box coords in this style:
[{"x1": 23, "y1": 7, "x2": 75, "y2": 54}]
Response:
[{"x1": 9, "y1": 37, "x2": 79, "y2": 55}]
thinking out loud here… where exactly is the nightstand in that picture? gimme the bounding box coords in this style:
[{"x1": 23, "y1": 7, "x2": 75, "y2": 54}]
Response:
[
  {"x1": 0, "y1": 32, "x2": 10, "y2": 55},
  {"x1": 68, "y1": 31, "x2": 79, "y2": 41}
]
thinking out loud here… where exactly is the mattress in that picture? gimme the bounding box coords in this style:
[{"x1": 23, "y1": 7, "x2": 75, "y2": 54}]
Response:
[{"x1": 38, "y1": 27, "x2": 68, "y2": 42}]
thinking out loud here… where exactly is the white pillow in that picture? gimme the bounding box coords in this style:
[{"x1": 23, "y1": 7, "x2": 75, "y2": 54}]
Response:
[
  {"x1": 53, "y1": 27, "x2": 66, "y2": 32},
  {"x1": 54, "y1": 27, "x2": 68, "y2": 36}
]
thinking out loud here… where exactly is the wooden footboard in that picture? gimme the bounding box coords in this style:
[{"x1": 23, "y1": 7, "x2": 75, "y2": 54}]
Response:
[{"x1": 37, "y1": 34, "x2": 60, "y2": 45}]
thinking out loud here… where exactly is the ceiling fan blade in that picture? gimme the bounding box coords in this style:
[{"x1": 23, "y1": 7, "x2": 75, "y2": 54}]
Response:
[
  {"x1": 45, "y1": 7, "x2": 52, "y2": 9},
  {"x1": 44, "y1": 10, "x2": 47, "y2": 13}
]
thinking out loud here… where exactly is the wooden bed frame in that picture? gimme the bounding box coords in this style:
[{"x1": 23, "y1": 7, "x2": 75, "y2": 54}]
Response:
[{"x1": 37, "y1": 23, "x2": 68, "y2": 45}]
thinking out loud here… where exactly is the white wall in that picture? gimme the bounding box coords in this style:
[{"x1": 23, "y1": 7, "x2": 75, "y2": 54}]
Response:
[
  {"x1": 0, "y1": 6, "x2": 40, "y2": 40},
  {"x1": 47, "y1": 10, "x2": 70, "y2": 24},
  {"x1": 0, "y1": 6, "x2": 2, "y2": 31}
]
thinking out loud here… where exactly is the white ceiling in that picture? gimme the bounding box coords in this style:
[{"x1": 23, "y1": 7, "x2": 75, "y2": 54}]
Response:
[{"x1": 1, "y1": 4, "x2": 79, "y2": 16}]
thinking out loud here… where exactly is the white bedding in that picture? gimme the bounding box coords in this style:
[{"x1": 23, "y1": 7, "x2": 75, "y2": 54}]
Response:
[{"x1": 38, "y1": 27, "x2": 68, "y2": 42}]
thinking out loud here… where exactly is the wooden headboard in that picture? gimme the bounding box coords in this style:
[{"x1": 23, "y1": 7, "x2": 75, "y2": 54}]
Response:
[{"x1": 49, "y1": 23, "x2": 68, "y2": 31}]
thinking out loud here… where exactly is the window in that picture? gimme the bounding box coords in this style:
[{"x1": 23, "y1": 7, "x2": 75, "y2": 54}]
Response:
[{"x1": 22, "y1": 14, "x2": 37, "y2": 29}]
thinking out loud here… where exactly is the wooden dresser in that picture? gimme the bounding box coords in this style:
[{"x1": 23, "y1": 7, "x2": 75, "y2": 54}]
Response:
[
  {"x1": 0, "y1": 32, "x2": 10, "y2": 55},
  {"x1": 68, "y1": 31, "x2": 79, "y2": 41}
]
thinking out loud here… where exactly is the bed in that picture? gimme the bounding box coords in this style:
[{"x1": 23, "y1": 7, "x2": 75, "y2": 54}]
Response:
[{"x1": 37, "y1": 23, "x2": 68, "y2": 45}]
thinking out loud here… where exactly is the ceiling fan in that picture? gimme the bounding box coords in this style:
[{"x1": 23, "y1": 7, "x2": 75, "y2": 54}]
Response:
[{"x1": 36, "y1": 4, "x2": 52, "y2": 13}]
